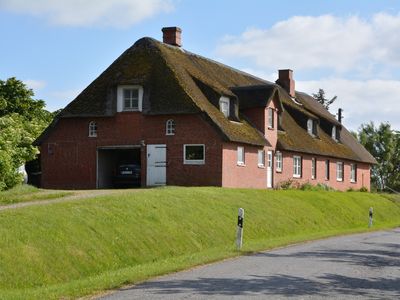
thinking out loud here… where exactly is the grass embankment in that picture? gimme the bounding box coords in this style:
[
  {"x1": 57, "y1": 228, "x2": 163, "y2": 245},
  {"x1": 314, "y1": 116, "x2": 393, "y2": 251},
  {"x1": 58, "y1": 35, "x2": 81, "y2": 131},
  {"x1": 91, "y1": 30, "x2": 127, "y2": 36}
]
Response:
[
  {"x1": 0, "y1": 185, "x2": 71, "y2": 205},
  {"x1": 0, "y1": 187, "x2": 399, "y2": 299}
]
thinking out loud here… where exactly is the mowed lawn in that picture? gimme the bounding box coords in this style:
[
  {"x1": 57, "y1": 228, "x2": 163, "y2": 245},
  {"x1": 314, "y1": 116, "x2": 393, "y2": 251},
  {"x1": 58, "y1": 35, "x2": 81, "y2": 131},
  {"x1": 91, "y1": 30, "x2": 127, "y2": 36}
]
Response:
[
  {"x1": 0, "y1": 187, "x2": 399, "y2": 299},
  {"x1": 0, "y1": 185, "x2": 71, "y2": 205}
]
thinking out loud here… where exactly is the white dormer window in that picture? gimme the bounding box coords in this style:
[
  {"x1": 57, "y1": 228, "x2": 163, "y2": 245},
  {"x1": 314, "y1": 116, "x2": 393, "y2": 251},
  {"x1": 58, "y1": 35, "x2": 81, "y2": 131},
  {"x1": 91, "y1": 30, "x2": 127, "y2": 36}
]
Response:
[
  {"x1": 117, "y1": 85, "x2": 143, "y2": 112},
  {"x1": 307, "y1": 119, "x2": 317, "y2": 136},
  {"x1": 166, "y1": 119, "x2": 175, "y2": 135},
  {"x1": 268, "y1": 108, "x2": 274, "y2": 129},
  {"x1": 88, "y1": 121, "x2": 97, "y2": 137},
  {"x1": 219, "y1": 96, "x2": 230, "y2": 118},
  {"x1": 332, "y1": 125, "x2": 338, "y2": 141}
]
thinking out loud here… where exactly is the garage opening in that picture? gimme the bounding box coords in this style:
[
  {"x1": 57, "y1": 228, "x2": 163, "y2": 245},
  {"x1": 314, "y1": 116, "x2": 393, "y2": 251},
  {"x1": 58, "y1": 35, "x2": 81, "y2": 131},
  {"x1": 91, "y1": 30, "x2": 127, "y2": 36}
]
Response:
[{"x1": 97, "y1": 146, "x2": 141, "y2": 189}]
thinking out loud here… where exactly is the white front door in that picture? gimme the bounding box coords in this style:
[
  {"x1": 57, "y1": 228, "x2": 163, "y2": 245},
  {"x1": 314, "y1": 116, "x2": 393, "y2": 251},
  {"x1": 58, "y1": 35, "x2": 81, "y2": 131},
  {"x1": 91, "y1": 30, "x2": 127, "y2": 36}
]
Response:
[
  {"x1": 146, "y1": 144, "x2": 167, "y2": 186},
  {"x1": 267, "y1": 150, "x2": 273, "y2": 188}
]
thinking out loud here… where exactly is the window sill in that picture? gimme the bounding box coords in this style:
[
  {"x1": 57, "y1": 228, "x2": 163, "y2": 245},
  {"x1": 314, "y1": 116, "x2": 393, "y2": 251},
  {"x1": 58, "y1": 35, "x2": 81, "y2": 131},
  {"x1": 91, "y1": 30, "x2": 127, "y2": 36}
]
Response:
[
  {"x1": 267, "y1": 127, "x2": 274, "y2": 130},
  {"x1": 166, "y1": 133, "x2": 175, "y2": 136},
  {"x1": 237, "y1": 163, "x2": 246, "y2": 167},
  {"x1": 336, "y1": 179, "x2": 343, "y2": 182},
  {"x1": 350, "y1": 180, "x2": 357, "y2": 184},
  {"x1": 184, "y1": 161, "x2": 205, "y2": 165},
  {"x1": 293, "y1": 175, "x2": 301, "y2": 178},
  {"x1": 257, "y1": 165, "x2": 265, "y2": 169},
  {"x1": 276, "y1": 169, "x2": 282, "y2": 173}
]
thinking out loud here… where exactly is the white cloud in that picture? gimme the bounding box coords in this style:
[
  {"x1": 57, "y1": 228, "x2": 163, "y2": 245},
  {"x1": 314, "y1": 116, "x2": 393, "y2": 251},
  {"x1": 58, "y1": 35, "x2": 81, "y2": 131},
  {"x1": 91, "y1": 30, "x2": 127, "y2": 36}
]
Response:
[
  {"x1": 0, "y1": 0, "x2": 174, "y2": 28},
  {"x1": 216, "y1": 13, "x2": 400, "y2": 76},
  {"x1": 297, "y1": 79, "x2": 400, "y2": 131},
  {"x1": 23, "y1": 79, "x2": 46, "y2": 90}
]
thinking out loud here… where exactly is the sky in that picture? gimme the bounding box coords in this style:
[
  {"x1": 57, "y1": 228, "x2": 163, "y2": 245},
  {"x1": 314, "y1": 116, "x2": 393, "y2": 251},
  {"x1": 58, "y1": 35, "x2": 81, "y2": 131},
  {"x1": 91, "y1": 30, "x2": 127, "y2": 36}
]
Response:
[{"x1": 1, "y1": 0, "x2": 400, "y2": 131}]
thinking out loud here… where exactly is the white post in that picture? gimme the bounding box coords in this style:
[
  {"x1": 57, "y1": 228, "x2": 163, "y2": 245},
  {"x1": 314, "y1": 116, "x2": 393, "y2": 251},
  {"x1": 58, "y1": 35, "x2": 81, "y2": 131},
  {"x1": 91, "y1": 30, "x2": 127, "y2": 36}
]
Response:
[
  {"x1": 236, "y1": 208, "x2": 244, "y2": 250},
  {"x1": 368, "y1": 207, "x2": 373, "y2": 228}
]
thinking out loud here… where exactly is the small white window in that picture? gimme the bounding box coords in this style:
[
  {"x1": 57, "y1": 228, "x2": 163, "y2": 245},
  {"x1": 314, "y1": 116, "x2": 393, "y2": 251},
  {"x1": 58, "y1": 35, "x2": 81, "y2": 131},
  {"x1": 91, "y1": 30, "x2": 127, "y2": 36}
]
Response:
[
  {"x1": 117, "y1": 85, "x2": 143, "y2": 112},
  {"x1": 258, "y1": 150, "x2": 265, "y2": 167},
  {"x1": 219, "y1": 96, "x2": 230, "y2": 118},
  {"x1": 307, "y1": 119, "x2": 317, "y2": 136},
  {"x1": 350, "y1": 163, "x2": 357, "y2": 182},
  {"x1": 237, "y1": 146, "x2": 245, "y2": 166},
  {"x1": 332, "y1": 126, "x2": 338, "y2": 141},
  {"x1": 89, "y1": 121, "x2": 97, "y2": 137},
  {"x1": 184, "y1": 144, "x2": 205, "y2": 165},
  {"x1": 293, "y1": 155, "x2": 302, "y2": 178},
  {"x1": 336, "y1": 162, "x2": 344, "y2": 181},
  {"x1": 311, "y1": 158, "x2": 316, "y2": 179},
  {"x1": 325, "y1": 160, "x2": 330, "y2": 180},
  {"x1": 268, "y1": 108, "x2": 274, "y2": 129},
  {"x1": 276, "y1": 152, "x2": 282, "y2": 172},
  {"x1": 166, "y1": 119, "x2": 175, "y2": 135}
]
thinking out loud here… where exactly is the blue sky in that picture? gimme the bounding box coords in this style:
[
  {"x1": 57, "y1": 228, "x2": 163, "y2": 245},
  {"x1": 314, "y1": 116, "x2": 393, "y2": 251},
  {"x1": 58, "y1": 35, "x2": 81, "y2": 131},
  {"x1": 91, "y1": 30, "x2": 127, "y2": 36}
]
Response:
[{"x1": 1, "y1": 0, "x2": 400, "y2": 130}]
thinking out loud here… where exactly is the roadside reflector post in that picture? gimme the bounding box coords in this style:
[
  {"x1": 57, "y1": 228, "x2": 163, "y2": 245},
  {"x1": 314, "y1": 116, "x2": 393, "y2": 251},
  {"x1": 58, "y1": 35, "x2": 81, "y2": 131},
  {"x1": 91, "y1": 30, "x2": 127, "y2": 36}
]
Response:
[
  {"x1": 368, "y1": 207, "x2": 373, "y2": 228},
  {"x1": 236, "y1": 208, "x2": 244, "y2": 250}
]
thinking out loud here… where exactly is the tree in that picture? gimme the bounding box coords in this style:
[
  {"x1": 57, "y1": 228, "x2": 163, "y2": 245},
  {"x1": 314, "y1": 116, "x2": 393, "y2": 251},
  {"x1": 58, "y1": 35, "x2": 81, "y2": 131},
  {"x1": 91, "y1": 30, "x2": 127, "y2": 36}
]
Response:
[
  {"x1": 0, "y1": 78, "x2": 53, "y2": 190},
  {"x1": 357, "y1": 122, "x2": 400, "y2": 191},
  {"x1": 312, "y1": 88, "x2": 337, "y2": 111}
]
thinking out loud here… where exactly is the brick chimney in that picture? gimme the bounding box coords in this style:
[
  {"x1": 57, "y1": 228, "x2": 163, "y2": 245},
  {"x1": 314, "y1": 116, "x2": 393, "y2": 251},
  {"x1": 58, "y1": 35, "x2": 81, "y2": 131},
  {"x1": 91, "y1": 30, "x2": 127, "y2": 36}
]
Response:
[
  {"x1": 162, "y1": 27, "x2": 182, "y2": 47},
  {"x1": 276, "y1": 69, "x2": 295, "y2": 98}
]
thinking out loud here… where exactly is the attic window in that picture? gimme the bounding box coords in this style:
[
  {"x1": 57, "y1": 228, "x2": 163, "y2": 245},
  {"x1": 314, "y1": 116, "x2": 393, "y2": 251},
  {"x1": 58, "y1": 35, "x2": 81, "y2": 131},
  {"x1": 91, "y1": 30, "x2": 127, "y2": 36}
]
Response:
[
  {"x1": 117, "y1": 85, "x2": 143, "y2": 112},
  {"x1": 88, "y1": 121, "x2": 97, "y2": 137},
  {"x1": 332, "y1": 125, "x2": 339, "y2": 141},
  {"x1": 219, "y1": 96, "x2": 230, "y2": 118},
  {"x1": 268, "y1": 108, "x2": 274, "y2": 129},
  {"x1": 307, "y1": 119, "x2": 317, "y2": 136}
]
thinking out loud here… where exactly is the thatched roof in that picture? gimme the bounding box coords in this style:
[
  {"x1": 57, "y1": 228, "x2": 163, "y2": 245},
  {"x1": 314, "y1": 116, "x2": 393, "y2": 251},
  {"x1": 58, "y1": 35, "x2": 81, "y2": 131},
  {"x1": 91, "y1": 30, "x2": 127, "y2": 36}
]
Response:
[{"x1": 35, "y1": 37, "x2": 376, "y2": 164}]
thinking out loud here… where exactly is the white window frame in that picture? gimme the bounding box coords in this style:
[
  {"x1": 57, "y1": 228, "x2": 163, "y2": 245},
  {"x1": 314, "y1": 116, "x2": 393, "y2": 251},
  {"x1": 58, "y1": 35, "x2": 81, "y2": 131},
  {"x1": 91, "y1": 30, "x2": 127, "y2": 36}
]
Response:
[
  {"x1": 237, "y1": 146, "x2": 245, "y2": 166},
  {"x1": 258, "y1": 150, "x2": 265, "y2": 168},
  {"x1": 117, "y1": 85, "x2": 143, "y2": 112},
  {"x1": 219, "y1": 96, "x2": 230, "y2": 118},
  {"x1": 166, "y1": 119, "x2": 175, "y2": 136},
  {"x1": 311, "y1": 157, "x2": 316, "y2": 179},
  {"x1": 350, "y1": 163, "x2": 357, "y2": 183},
  {"x1": 268, "y1": 108, "x2": 274, "y2": 129},
  {"x1": 293, "y1": 155, "x2": 302, "y2": 178},
  {"x1": 276, "y1": 151, "x2": 282, "y2": 172},
  {"x1": 325, "y1": 160, "x2": 330, "y2": 180},
  {"x1": 183, "y1": 144, "x2": 205, "y2": 165},
  {"x1": 88, "y1": 121, "x2": 97, "y2": 137},
  {"x1": 332, "y1": 125, "x2": 338, "y2": 141},
  {"x1": 336, "y1": 161, "x2": 344, "y2": 182}
]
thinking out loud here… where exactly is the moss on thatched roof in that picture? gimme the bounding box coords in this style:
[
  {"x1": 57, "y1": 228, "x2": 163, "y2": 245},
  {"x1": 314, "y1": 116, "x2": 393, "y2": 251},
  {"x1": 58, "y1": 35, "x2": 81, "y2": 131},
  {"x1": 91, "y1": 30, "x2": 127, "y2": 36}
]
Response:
[{"x1": 34, "y1": 37, "x2": 376, "y2": 163}]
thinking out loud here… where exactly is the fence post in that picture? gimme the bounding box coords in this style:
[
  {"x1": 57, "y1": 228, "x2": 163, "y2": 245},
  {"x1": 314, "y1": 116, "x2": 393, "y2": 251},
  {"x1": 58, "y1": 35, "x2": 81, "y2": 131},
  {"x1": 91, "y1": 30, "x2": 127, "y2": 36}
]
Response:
[{"x1": 368, "y1": 207, "x2": 373, "y2": 228}]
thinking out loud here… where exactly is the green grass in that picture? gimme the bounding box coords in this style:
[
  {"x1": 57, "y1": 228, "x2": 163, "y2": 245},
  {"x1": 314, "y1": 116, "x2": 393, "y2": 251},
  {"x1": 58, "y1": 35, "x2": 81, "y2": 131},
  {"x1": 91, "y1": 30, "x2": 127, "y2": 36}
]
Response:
[
  {"x1": 0, "y1": 187, "x2": 399, "y2": 299},
  {"x1": 0, "y1": 185, "x2": 72, "y2": 205}
]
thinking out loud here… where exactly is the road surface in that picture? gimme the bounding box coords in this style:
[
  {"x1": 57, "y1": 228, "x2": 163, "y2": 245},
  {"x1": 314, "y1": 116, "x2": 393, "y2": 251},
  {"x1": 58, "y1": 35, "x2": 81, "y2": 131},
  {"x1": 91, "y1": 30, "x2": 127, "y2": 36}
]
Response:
[{"x1": 100, "y1": 228, "x2": 400, "y2": 299}]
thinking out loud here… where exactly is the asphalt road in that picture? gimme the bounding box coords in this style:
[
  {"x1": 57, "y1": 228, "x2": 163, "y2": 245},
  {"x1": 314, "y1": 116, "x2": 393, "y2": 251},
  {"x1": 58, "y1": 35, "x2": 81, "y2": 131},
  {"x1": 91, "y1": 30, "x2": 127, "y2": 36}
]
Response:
[{"x1": 100, "y1": 228, "x2": 400, "y2": 299}]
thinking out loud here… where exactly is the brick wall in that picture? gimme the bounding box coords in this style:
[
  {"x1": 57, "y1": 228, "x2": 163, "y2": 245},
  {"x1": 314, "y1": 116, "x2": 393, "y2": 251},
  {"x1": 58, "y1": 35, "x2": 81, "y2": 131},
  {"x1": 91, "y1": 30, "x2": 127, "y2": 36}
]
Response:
[
  {"x1": 221, "y1": 143, "x2": 267, "y2": 188},
  {"x1": 40, "y1": 113, "x2": 223, "y2": 189},
  {"x1": 274, "y1": 151, "x2": 371, "y2": 191}
]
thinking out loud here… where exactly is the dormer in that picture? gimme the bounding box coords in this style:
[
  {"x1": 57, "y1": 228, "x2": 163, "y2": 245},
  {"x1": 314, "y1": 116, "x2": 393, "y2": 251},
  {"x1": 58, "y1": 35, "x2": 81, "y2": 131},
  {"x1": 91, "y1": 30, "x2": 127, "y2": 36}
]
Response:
[
  {"x1": 332, "y1": 125, "x2": 340, "y2": 142},
  {"x1": 219, "y1": 96, "x2": 230, "y2": 118},
  {"x1": 117, "y1": 85, "x2": 144, "y2": 112},
  {"x1": 307, "y1": 118, "x2": 318, "y2": 137}
]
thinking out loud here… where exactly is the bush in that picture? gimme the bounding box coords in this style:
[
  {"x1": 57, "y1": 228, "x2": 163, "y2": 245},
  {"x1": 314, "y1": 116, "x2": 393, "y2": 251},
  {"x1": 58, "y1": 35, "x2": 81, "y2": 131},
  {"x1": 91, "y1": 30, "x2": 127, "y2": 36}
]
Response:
[
  {"x1": 359, "y1": 186, "x2": 368, "y2": 192},
  {"x1": 276, "y1": 179, "x2": 293, "y2": 190}
]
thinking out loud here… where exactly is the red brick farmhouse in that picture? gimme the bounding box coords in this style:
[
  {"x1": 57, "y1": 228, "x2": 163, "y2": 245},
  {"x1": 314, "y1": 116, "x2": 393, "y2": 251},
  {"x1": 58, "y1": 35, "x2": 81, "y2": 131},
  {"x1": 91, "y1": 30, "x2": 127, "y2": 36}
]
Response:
[{"x1": 35, "y1": 27, "x2": 376, "y2": 191}]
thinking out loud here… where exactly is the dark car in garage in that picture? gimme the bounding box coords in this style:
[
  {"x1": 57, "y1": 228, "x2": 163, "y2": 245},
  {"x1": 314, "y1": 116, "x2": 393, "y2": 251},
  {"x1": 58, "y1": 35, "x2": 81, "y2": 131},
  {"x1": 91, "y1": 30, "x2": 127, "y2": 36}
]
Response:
[{"x1": 113, "y1": 164, "x2": 141, "y2": 188}]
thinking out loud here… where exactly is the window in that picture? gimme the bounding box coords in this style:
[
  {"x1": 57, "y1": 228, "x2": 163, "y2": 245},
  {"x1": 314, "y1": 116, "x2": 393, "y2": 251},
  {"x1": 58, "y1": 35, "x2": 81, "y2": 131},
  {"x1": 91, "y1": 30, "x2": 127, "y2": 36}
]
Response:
[
  {"x1": 293, "y1": 155, "x2": 302, "y2": 178},
  {"x1": 325, "y1": 160, "x2": 330, "y2": 180},
  {"x1": 332, "y1": 126, "x2": 339, "y2": 141},
  {"x1": 184, "y1": 144, "x2": 205, "y2": 165},
  {"x1": 219, "y1": 96, "x2": 230, "y2": 118},
  {"x1": 166, "y1": 119, "x2": 175, "y2": 135},
  {"x1": 336, "y1": 162, "x2": 344, "y2": 181},
  {"x1": 89, "y1": 121, "x2": 97, "y2": 137},
  {"x1": 307, "y1": 119, "x2": 317, "y2": 136},
  {"x1": 311, "y1": 158, "x2": 317, "y2": 179},
  {"x1": 268, "y1": 108, "x2": 274, "y2": 129},
  {"x1": 350, "y1": 163, "x2": 357, "y2": 183},
  {"x1": 237, "y1": 146, "x2": 245, "y2": 166},
  {"x1": 258, "y1": 150, "x2": 265, "y2": 167},
  {"x1": 117, "y1": 85, "x2": 143, "y2": 112},
  {"x1": 276, "y1": 151, "x2": 282, "y2": 172}
]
